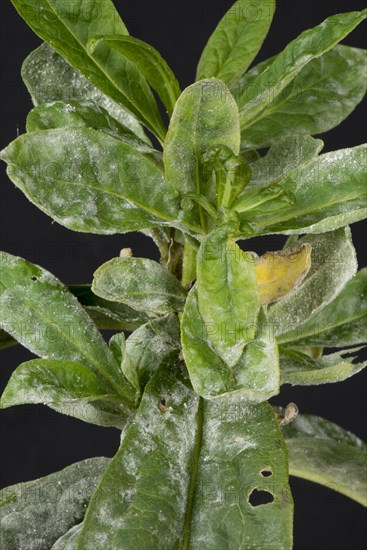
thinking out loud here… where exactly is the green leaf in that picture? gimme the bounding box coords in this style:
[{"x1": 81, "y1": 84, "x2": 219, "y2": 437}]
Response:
[
  {"x1": 92, "y1": 257, "x2": 187, "y2": 315},
  {"x1": 279, "y1": 411, "x2": 367, "y2": 506},
  {"x1": 236, "y1": 9, "x2": 367, "y2": 127},
  {"x1": 197, "y1": 228, "x2": 260, "y2": 366},
  {"x1": 164, "y1": 79, "x2": 240, "y2": 229},
  {"x1": 70, "y1": 284, "x2": 150, "y2": 331},
  {"x1": 182, "y1": 288, "x2": 279, "y2": 402},
  {"x1": 277, "y1": 269, "x2": 367, "y2": 347},
  {"x1": 89, "y1": 34, "x2": 181, "y2": 116},
  {"x1": 26, "y1": 100, "x2": 161, "y2": 164},
  {"x1": 77, "y1": 362, "x2": 292, "y2": 548},
  {"x1": 0, "y1": 457, "x2": 109, "y2": 549},
  {"x1": 0, "y1": 285, "x2": 150, "y2": 350},
  {"x1": 268, "y1": 228, "x2": 357, "y2": 338},
  {"x1": 0, "y1": 252, "x2": 135, "y2": 404},
  {"x1": 11, "y1": 0, "x2": 166, "y2": 141},
  {"x1": 234, "y1": 144, "x2": 367, "y2": 236},
  {"x1": 279, "y1": 347, "x2": 367, "y2": 386},
  {"x1": 22, "y1": 43, "x2": 150, "y2": 143},
  {"x1": 196, "y1": 0, "x2": 275, "y2": 86},
  {"x1": 0, "y1": 128, "x2": 180, "y2": 234},
  {"x1": 239, "y1": 45, "x2": 367, "y2": 149},
  {"x1": 0, "y1": 359, "x2": 130, "y2": 429},
  {"x1": 247, "y1": 135, "x2": 324, "y2": 187},
  {"x1": 122, "y1": 315, "x2": 181, "y2": 391}
]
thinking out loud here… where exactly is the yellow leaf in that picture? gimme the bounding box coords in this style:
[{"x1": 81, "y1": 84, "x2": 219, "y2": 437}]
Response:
[{"x1": 255, "y1": 244, "x2": 312, "y2": 305}]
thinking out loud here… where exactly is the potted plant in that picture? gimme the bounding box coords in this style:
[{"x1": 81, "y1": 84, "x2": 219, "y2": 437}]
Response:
[{"x1": 1, "y1": 1, "x2": 366, "y2": 548}]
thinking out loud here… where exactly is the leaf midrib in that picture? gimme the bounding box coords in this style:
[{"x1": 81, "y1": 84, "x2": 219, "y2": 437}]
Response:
[{"x1": 182, "y1": 396, "x2": 204, "y2": 549}]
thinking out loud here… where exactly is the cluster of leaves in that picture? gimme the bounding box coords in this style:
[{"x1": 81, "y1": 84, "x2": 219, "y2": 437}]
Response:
[{"x1": 1, "y1": 1, "x2": 366, "y2": 548}]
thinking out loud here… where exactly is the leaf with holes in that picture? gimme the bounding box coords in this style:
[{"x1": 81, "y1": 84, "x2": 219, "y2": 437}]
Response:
[{"x1": 75, "y1": 361, "x2": 292, "y2": 549}]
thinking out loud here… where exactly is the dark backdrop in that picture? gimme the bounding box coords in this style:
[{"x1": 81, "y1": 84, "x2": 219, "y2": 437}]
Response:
[{"x1": 0, "y1": 1, "x2": 366, "y2": 549}]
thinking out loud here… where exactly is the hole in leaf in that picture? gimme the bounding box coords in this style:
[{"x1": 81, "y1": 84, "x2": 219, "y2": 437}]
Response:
[
  {"x1": 31, "y1": 276, "x2": 37, "y2": 281},
  {"x1": 158, "y1": 397, "x2": 168, "y2": 413},
  {"x1": 248, "y1": 488, "x2": 274, "y2": 507},
  {"x1": 260, "y1": 469, "x2": 273, "y2": 478}
]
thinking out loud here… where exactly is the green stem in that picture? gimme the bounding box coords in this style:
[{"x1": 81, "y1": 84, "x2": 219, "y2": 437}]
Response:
[
  {"x1": 182, "y1": 239, "x2": 197, "y2": 286},
  {"x1": 182, "y1": 396, "x2": 204, "y2": 549}
]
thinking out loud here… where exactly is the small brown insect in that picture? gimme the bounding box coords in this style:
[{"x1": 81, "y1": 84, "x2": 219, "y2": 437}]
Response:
[
  {"x1": 279, "y1": 402, "x2": 299, "y2": 426},
  {"x1": 158, "y1": 397, "x2": 169, "y2": 413}
]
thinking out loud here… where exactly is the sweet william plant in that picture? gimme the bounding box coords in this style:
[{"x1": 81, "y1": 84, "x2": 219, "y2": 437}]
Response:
[{"x1": 1, "y1": 1, "x2": 367, "y2": 548}]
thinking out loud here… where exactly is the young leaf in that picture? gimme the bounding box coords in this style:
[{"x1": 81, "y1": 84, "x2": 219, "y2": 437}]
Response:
[
  {"x1": 279, "y1": 347, "x2": 367, "y2": 386},
  {"x1": 164, "y1": 79, "x2": 240, "y2": 228},
  {"x1": 234, "y1": 144, "x2": 367, "y2": 236},
  {"x1": 22, "y1": 43, "x2": 150, "y2": 143},
  {"x1": 92, "y1": 257, "x2": 187, "y2": 315},
  {"x1": 181, "y1": 288, "x2": 279, "y2": 402},
  {"x1": 0, "y1": 128, "x2": 180, "y2": 234},
  {"x1": 11, "y1": 0, "x2": 166, "y2": 140},
  {"x1": 254, "y1": 244, "x2": 312, "y2": 305},
  {"x1": 268, "y1": 228, "x2": 357, "y2": 337},
  {"x1": 197, "y1": 227, "x2": 260, "y2": 366},
  {"x1": 26, "y1": 100, "x2": 161, "y2": 164},
  {"x1": 89, "y1": 34, "x2": 181, "y2": 116},
  {"x1": 196, "y1": 0, "x2": 275, "y2": 86},
  {"x1": 76, "y1": 362, "x2": 292, "y2": 549},
  {"x1": 0, "y1": 359, "x2": 130, "y2": 429},
  {"x1": 279, "y1": 411, "x2": 367, "y2": 506},
  {"x1": 277, "y1": 269, "x2": 367, "y2": 347},
  {"x1": 236, "y1": 9, "x2": 367, "y2": 127},
  {"x1": 0, "y1": 457, "x2": 109, "y2": 549},
  {"x1": 0, "y1": 252, "x2": 135, "y2": 404},
  {"x1": 122, "y1": 315, "x2": 181, "y2": 391},
  {"x1": 239, "y1": 45, "x2": 367, "y2": 149}
]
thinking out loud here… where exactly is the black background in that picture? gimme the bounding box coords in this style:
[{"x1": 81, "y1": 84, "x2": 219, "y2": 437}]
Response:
[{"x1": 0, "y1": 1, "x2": 366, "y2": 548}]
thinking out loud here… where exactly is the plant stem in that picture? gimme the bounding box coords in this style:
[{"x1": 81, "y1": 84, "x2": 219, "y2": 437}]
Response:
[{"x1": 182, "y1": 240, "x2": 197, "y2": 286}]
